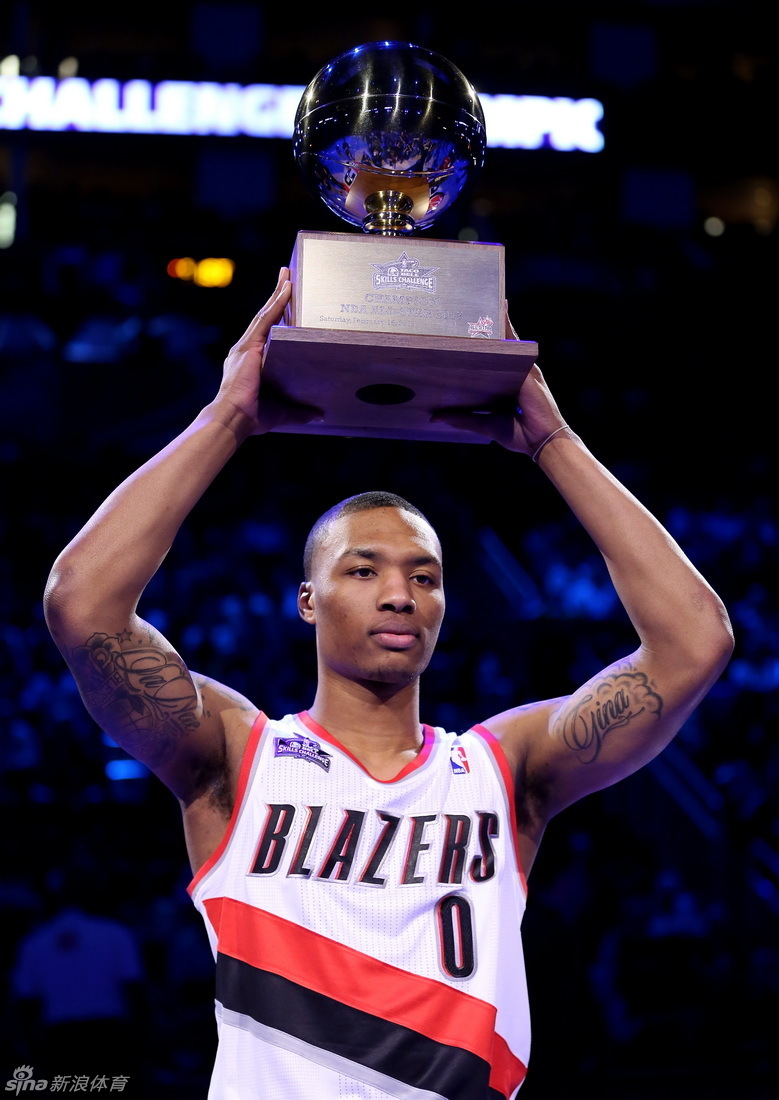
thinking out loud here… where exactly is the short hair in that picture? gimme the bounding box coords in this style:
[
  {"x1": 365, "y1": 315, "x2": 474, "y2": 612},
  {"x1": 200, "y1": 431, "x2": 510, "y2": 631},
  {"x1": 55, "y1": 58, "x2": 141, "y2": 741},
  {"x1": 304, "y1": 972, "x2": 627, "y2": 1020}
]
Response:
[{"x1": 303, "y1": 491, "x2": 433, "y2": 580}]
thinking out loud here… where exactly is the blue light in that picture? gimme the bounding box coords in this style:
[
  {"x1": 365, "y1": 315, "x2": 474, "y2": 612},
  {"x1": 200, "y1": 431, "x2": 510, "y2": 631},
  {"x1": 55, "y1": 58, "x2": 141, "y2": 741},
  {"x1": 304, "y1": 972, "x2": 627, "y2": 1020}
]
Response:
[{"x1": 105, "y1": 758, "x2": 149, "y2": 780}]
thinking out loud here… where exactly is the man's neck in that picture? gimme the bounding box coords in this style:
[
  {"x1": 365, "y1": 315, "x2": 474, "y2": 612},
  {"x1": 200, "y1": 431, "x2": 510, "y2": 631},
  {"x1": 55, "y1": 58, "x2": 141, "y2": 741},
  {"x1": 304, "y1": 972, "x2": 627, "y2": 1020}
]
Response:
[{"x1": 307, "y1": 675, "x2": 423, "y2": 776}]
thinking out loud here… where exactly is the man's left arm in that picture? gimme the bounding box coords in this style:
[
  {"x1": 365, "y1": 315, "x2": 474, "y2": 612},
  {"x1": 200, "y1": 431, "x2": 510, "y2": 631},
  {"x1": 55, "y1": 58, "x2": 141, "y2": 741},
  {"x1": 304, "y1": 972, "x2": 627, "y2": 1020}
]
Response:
[
  {"x1": 436, "y1": 356, "x2": 733, "y2": 826},
  {"x1": 487, "y1": 423, "x2": 734, "y2": 823}
]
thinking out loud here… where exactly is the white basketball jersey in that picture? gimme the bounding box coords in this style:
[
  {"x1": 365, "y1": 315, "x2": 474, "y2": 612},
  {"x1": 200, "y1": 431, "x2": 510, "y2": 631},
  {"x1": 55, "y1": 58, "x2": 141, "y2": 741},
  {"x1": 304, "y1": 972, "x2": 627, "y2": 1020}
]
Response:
[{"x1": 189, "y1": 711, "x2": 531, "y2": 1100}]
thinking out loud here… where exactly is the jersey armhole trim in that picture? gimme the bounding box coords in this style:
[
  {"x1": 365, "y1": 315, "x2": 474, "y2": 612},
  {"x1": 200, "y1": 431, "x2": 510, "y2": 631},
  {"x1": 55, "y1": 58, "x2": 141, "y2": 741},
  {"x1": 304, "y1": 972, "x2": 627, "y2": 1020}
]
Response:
[
  {"x1": 187, "y1": 711, "x2": 269, "y2": 897},
  {"x1": 470, "y1": 723, "x2": 528, "y2": 895}
]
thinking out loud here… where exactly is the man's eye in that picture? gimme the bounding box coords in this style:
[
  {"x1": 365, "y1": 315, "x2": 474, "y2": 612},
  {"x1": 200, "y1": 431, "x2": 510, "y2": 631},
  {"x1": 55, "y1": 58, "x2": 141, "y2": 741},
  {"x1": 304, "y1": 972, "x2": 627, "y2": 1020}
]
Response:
[
  {"x1": 351, "y1": 567, "x2": 375, "y2": 578},
  {"x1": 413, "y1": 574, "x2": 434, "y2": 585}
]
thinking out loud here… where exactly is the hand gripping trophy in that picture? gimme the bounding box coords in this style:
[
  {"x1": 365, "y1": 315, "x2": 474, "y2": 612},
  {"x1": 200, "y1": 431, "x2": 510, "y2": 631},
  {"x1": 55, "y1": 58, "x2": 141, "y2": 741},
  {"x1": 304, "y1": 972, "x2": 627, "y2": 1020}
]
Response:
[{"x1": 261, "y1": 41, "x2": 537, "y2": 443}]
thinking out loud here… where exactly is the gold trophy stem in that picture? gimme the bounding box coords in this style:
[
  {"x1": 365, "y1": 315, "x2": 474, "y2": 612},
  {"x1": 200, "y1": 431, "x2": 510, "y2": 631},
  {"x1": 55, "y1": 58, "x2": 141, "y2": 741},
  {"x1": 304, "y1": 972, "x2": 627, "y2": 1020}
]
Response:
[{"x1": 362, "y1": 191, "x2": 415, "y2": 235}]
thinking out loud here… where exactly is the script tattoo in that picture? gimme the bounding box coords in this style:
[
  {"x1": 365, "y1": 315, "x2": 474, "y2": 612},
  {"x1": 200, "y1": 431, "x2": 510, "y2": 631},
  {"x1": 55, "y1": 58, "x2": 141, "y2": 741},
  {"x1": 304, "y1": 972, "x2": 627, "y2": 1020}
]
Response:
[
  {"x1": 561, "y1": 670, "x2": 662, "y2": 764},
  {"x1": 73, "y1": 631, "x2": 198, "y2": 765}
]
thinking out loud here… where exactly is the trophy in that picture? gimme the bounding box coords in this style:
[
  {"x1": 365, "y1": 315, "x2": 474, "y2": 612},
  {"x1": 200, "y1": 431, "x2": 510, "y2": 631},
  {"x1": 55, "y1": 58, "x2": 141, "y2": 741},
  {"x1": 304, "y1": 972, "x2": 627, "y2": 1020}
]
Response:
[{"x1": 261, "y1": 41, "x2": 538, "y2": 443}]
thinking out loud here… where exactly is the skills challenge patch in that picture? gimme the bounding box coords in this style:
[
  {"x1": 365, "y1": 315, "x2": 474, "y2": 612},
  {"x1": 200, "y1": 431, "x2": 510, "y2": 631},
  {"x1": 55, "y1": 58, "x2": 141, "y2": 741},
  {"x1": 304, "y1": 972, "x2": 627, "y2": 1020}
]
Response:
[{"x1": 274, "y1": 736, "x2": 332, "y2": 772}]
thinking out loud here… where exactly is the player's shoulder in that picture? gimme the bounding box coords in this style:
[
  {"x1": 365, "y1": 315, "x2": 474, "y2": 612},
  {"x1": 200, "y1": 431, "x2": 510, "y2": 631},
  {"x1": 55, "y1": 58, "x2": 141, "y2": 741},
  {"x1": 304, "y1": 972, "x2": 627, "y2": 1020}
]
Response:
[{"x1": 478, "y1": 697, "x2": 568, "y2": 740}]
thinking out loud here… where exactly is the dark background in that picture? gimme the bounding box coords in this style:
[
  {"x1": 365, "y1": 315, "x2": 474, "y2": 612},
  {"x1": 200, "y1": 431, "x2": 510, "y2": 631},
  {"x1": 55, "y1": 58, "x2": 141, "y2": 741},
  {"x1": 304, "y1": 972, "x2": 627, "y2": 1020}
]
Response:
[{"x1": 1, "y1": 2, "x2": 777, "y2": 1097}]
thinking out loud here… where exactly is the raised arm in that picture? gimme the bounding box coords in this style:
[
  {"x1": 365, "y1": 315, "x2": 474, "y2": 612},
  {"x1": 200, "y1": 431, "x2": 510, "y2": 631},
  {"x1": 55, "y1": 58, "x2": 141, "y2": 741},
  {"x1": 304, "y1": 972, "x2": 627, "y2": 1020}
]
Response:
[
  {"x1": 434, "y1": 318, "x2": 734, "y2": 860},
  {"x1": 43, "y1": 270, "x2": 316, "y2": 833}
]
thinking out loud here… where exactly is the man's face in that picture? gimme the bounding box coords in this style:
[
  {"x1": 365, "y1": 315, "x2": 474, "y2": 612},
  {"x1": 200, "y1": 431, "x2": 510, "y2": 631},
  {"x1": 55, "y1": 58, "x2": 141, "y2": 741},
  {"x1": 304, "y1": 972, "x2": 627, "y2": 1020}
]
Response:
[{"x1": 298, "y1": 507, "x2": 445, "y2": 689}]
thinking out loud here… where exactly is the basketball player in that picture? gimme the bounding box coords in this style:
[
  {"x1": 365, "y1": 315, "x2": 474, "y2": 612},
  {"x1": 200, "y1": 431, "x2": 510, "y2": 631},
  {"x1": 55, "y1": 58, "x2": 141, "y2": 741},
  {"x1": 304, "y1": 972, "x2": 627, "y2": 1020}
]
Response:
[{"x1": 43, "y1": 268, "x2": 733, "y2": 1099}]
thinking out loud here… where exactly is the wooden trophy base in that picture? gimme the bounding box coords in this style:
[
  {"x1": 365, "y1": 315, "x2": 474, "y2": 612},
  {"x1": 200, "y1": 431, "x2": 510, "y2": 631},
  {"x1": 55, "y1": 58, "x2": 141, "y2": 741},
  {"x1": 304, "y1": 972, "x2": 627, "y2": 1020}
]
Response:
[{"x1": 260, "y1": 326, "x2": 538, "y2": 443}]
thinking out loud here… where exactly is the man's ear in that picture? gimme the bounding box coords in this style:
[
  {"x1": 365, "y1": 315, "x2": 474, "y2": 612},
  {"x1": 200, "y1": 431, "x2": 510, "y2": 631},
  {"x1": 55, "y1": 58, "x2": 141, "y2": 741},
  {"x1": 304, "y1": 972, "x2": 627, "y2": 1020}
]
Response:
[{"x1": 298, "y1": 581, "x2": 315, "y2": 624}]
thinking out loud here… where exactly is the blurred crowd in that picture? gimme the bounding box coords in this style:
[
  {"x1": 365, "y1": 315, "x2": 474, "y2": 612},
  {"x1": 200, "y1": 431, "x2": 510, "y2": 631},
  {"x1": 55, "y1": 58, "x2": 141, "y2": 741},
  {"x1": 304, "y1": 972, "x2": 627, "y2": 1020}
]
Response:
[{"x1": 1, "y1": 329, "x2": 777, "y2": 1093}]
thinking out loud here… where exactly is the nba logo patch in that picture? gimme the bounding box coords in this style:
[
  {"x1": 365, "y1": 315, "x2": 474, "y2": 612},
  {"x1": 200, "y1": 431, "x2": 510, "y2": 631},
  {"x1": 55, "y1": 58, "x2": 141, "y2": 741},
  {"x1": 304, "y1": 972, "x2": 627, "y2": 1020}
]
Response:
[{"x1": 450, "y1": 742, "x2": 470, "y2": 774}]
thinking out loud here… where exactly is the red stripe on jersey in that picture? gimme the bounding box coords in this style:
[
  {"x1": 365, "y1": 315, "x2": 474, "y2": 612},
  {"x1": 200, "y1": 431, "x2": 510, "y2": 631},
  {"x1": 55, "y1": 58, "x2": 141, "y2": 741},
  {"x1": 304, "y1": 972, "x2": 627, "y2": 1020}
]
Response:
[
  {"x1": 203, "y1": 895, "x2": 527, "y2": 1093},
  {"x1": 490, "y1": 1029, "x2": 528, "y2": 1098}
]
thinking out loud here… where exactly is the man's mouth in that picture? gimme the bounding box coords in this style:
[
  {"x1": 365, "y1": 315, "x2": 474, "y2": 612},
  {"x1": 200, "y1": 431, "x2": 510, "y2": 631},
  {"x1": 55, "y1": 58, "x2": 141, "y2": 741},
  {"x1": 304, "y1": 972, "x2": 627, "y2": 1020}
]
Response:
[
  {"x1": 372, "y1": 631, "x2": 417, "y2": 649},
  {"x1": 371, "y1": 623, "x2": 418, "y2": 649}
]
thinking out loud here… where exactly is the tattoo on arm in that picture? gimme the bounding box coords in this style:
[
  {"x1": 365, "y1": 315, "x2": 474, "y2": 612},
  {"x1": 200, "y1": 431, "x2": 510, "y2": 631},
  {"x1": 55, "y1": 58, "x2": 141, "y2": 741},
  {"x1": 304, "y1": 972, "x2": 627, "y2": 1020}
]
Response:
[
  {"x1": 71, "y1": 629, "x2": 199, "y2": 767},
  {"x1": 560, "y1": 670, "x2": 663, "y2": 764}
]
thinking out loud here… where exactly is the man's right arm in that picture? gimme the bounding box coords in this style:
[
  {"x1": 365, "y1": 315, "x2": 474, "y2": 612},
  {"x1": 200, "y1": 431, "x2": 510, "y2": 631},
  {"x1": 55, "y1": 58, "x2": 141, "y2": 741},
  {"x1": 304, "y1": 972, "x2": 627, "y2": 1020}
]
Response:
[
  {"x1": 43, "y1": 269, "x2": 314, "y2": 808},
  {"x1": 42, "y1": 401, "x2": 257, "y2": 799}
]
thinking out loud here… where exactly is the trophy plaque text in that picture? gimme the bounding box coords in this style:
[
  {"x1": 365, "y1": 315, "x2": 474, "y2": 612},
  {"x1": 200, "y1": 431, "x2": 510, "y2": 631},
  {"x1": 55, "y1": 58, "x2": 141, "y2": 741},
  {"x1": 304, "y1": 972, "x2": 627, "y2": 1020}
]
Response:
[
  {"x1": 286, "y1": 231, "x2": 504, "y2": 340},
  {"x1": 261, "y1": 41, "x2": 537, "y2": 443}
]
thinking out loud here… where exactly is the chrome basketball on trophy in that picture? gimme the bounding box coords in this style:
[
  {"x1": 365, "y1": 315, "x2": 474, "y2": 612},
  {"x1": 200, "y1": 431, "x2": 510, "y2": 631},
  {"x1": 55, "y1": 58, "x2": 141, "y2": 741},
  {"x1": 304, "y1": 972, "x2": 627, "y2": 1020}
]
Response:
[{"x1": 261, "y1": 41, "x2": 537, "y2": 443}]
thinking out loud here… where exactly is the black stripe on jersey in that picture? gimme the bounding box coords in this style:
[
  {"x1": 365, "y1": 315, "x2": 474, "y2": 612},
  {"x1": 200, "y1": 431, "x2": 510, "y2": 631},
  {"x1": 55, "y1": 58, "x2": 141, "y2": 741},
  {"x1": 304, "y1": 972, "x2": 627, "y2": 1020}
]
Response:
[{"x1": 215, "y1": 952, "x2": 506, "y2": 1100}]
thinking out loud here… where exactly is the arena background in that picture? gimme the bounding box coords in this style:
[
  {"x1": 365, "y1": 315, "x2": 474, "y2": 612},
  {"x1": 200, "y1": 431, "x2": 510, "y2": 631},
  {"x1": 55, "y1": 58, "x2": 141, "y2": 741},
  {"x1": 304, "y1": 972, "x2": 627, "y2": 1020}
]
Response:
[{"x1": 1, "y1": 3, "x2": 776, "y2": 1096}]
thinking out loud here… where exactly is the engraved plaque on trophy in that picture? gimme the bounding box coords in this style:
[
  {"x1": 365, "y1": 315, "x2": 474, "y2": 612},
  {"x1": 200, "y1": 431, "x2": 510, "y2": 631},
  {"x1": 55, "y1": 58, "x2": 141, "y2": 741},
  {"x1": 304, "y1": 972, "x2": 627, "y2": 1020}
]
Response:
[{"x1": 261, "y1": 41, "x2": 538, "y2": 443}]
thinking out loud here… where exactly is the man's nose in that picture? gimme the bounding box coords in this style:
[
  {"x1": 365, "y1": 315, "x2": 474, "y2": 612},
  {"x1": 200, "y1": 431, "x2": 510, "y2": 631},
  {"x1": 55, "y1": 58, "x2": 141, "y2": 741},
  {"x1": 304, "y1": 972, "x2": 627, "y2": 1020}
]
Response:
[{"x1": 378, "y1": 576, "x2": 416, "y2": 613}]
